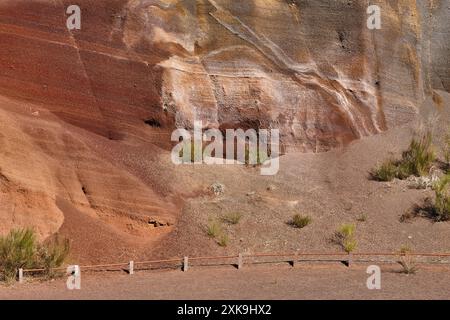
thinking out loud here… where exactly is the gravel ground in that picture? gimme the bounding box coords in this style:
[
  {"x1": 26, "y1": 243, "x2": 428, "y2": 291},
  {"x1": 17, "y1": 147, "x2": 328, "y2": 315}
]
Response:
[{"x1": 2, "y1": 263, "x2": 450, "y2": 300}]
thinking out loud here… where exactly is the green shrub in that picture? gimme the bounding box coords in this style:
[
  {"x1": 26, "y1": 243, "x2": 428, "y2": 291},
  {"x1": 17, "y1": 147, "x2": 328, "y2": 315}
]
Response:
[
  {"x1": 245, "y1": 145, "x2": 269, "y2": 166},
  {"x1": 206, "y1": 220, "x2": 222, "y2": 238},
  {"x1": 338, "y1": 223, "x2": 356, "y2": 238},
  {"x1": 371, "y1": 160, "x2": 398, "y2": 181},
  {"x1": 444, "y1": 131, "x2": 450, "y2": 168},
  {"x1": 217, "y1": 234, "x2": 229, "y2": 247},
  {"x1": 400, "y1": 132, "x2": 435, "y2": 177},
  {"x1": 335, "y1": 223, "x2": 357, "y2": 253},
  {"x1": 434, "y1": 174, "x2": 450, "y2": 221},
  {"x1": 398, "y1": 245, "x2": 418, "y2": 274},
  {"x1": 371, "y1": 132, "x2": 435, "y2": 181},
  {"x1": 179, "y1": 140, "x2": 203, "y2": 163},
  {"x1": 0, "y1": 229, "x2": 37, "y2": 281},
  {"x1": 396, "y1": 162, "x2": 414, "y2": 180},
  {"x1": 37, "y1": 236, "x2": 70, "y2": 278},
  {"x1": 291, "y1": 214, "x2": 312, "y2": 229},
  {"x1": 222, "y1": 212, "x2": 242, "y2": 225},
  {"x1": 256, "y1": 149, "x2": 270, "y2": 165},
  {"x1": 0, "y1": 229, "x2": 70, "y2": 282},
  {"x1": 343, "y1": 238, "x2": 357, "y2": 253},
  {"x1": 206, "y1": 220, "x2": 232, "y2": 247}
]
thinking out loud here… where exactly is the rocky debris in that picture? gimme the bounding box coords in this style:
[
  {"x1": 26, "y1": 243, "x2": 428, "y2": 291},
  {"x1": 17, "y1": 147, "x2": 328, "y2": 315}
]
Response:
[
  {"x1": 342, "y1": 200, "x2": 354, "y2": 211},
  {"x1": 210, "y1": 183, "x2": 225, "y2": 196},
  {"x1": 148, "y1": 219, "x2": 172, "y2": 228},
  {"x1": 405, "y1": 167, "x2": 444, "y2": 189},
  {"x1": 381, "y1": 169, "x2": 444, "y2": 191},
  {"x1": 407, "y1": 175, "x2": 441, "y2": 190}
]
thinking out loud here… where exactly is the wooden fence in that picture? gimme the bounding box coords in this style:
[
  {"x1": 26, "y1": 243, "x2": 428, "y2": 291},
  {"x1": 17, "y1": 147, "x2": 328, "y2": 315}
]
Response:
[{"x1": 17, "y1": 251, "x2": 450, "y2": 282}]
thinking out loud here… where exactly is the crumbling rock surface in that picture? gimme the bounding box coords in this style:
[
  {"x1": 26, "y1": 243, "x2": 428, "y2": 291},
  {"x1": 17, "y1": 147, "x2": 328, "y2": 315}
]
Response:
[{"x1": 0, "y1": 0, "x2": 448, "y2": 261}]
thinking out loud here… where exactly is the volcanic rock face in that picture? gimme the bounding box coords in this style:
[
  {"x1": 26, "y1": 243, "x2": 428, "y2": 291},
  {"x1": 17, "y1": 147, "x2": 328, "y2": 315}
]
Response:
[
  {"x1": 0, "y1": 0, "x2": 448, "y2": 260},
  {"x1": 2, "y1": 0, "x2": 449, "y2": 152},
  {"x1": 108, "y1": 0, "x2": 448, "y2": 151}
]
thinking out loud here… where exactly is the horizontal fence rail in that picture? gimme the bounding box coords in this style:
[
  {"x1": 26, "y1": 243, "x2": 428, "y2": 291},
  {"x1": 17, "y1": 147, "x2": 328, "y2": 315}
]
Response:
[{"x1": 16, "y1": 251, "x2": 450, "y2": 282}]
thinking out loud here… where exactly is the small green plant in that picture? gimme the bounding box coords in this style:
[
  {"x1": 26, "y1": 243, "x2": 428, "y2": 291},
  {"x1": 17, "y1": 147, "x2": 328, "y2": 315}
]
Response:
[
  {"x1": 37, "y1": 236, "x2": 70, "y2": 278},
  {"x1": 398, "y1": 245, "x2": 418, "y2": 274},
  {"x1": 206, "y1": 220, "x2": 222, "y2": 238},
  {"x1": 217, "y1": 234, "x2": 229, "y2": 247},
  {"x1": 434, "y1": 174, "x2": 450, "y2": 221},
  {"x1": 343, "y1": 238, "x2": 357, "y2": 253},
  {"x1": 371, "y1": 132, "x2": 435, "y2": 181},
  {"x1": 0, "y1": 229, "x2": 70, "y2": 282},
  {"x1": 335, "y1": 223, "x2": 357, "y2": 253},
  {"x1": 371, "y1": 160, "x2": 398, "y2": 182},
  {"x1": 291, "y1": 214, "x2": 312, "y2": 229},
  {"x1": 245, "y1": 145, "x2": 269, "y2": 166},
  {"x1": 338, "y1": 223, "x2": 356, "y2": 238},
  {"x1": 400, "y1": 132, "x2": 435, "y2": 177},
  {"x1": 444, "y1": 131, "x2": 450, "y2": 169},
  {"x1": 0, "y1": 229, "x2": 37, "y2": 281},
  {"x1": 222, "y1": 212, "x2": 242, "y2": 225},
  {"x1": 206, "y1": 219, "x2": 232, "y2": 247},
  {"x1": 179, "y1": 140, "x2": 203, "y2": 163}
]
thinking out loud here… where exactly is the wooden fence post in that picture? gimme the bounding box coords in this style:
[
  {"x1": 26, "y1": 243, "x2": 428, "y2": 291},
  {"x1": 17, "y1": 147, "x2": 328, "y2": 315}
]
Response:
[
  {"x1": 238, "y1": 253, "x2": 243, "y2": 269},
  {"x1": 291, "y1": 253, "x2": 298, "y2": 267},
  {"x1": 18, "y1": 268, "x2": 23, "y2": 283},
  {"x1": 348, "y1": 252, "x2": 353, "y2": 267},
  {"x1": 183, "y1": 257, "x2": 189, "y2": 272},
  {"x1": 128, "y1": 261, "x2": 134, "y2": 275}
]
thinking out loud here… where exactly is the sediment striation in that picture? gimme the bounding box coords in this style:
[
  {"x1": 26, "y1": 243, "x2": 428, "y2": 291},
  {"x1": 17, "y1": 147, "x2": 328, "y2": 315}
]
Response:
[{"x1": 0, "y1": 0, "x2": 448, "y2": 261}]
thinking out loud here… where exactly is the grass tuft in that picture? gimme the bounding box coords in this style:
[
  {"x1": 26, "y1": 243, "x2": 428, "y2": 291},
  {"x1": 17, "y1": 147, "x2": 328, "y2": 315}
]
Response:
[
  {"x1": 434, "y1": 174, "x2": 450, "y2": 222},
  {"x1": 371, "y1": 160, "x2": 398, "y2": 182},
  {"x1": 37, "y1": 236, "x2": 71, "y2": 278},
  {"x1": 0, "y1": 229, "x2": 70, "y2": 282},
  {"x1": 206, "y1": 221, "x2": 222, "y2": 238},
  {"x1": 444, "y1": 130, "x2": 450, "y2": 169},
  {"x1": 222, "y1": 212, "x2": 242, "y2": 225},
  {"x1": 400, "y1": 132, "x2": 435, "y2": 177},
  {"x1": 245, "y1": 145, "x2": 270, "y2": 166},
  {"x1": 206, "y1": 220, "x2": 231, "y2": 248},
  {"x1": 0, "y1": 229, "x2": 37, "y2": 281},
  {"x1": 217, "y1": 234, "x2": 229, "y2": 247},
  {"x1": 334, "y1": 223, "x2": 357, "y2": 253},
  {"x1": 290, "y1": 214, "x2": 312, "y2": 229},
  {"x1": 371, "y1": 132, "x2": 435, "y2": 181},
  {"x1": 398, "y1": 245, "x2": 418, "y2": 274}
]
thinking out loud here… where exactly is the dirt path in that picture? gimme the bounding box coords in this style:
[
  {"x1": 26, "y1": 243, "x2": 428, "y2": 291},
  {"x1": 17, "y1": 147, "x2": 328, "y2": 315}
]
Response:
[{"x1": 2, "y1": 263, "x2": 450, "y2": 300}]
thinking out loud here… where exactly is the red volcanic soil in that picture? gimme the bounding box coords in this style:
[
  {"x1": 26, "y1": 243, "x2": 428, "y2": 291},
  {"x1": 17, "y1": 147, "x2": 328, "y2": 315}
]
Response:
[
  {"x1": 0, "y1": 0, "x2": 449, "y2": 266},
  {"x1": 0, "y1": 0, "x2": 185, "y2": 263},
  {"x1": 0, "y1": 0, "x2": 171, "y2": 142}
]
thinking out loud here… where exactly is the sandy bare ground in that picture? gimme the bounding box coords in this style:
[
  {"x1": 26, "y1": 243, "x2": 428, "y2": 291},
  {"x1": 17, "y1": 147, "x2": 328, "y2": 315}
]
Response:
[
  {"x1": 2, "y1": 263, "x2": 450, "y2": 300},
  {"x1": 149, "y1": 91, "x2": 450, "y2": 262}
]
